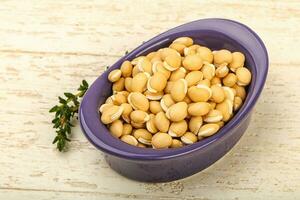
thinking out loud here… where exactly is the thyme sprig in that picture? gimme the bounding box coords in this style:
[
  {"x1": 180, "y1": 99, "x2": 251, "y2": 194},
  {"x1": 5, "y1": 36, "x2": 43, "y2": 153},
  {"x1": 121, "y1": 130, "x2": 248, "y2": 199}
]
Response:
[{"x1": 49, "y1": 80, "x2": 89, "y2": 151}]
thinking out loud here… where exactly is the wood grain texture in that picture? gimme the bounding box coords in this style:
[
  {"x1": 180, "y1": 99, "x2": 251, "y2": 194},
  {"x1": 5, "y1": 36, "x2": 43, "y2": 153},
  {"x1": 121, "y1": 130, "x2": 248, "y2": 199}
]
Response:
[{"x1": 0, "y1": 0, "x2": 299, "y2": 199}]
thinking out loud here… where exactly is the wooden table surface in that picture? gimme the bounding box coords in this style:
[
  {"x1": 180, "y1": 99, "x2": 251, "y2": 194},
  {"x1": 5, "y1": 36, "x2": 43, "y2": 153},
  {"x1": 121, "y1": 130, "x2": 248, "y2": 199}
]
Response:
[{"x1": 1, "y1": 0, "x2": 300, "y2": 199}]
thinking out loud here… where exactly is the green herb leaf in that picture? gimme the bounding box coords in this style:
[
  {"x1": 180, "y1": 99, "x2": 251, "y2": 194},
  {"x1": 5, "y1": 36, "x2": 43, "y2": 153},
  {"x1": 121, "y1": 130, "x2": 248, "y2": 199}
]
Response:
[
  {"x1": 52, "y1": 136, "x2": 59, "y2": 144},
  {"x1": 51, "y1": 118, "x2": 59, "y2": 124},
  {"x1": 58, "y1": 96, "x2": 66, "y2": 104},
  {"x1": 82, "y1": 80, "x2": 88, "y2": 88},
  {"x1": 49, "y1": 105, "x2": 58, "y2": 113},
  {"x1": 64, "y1": 92, "x2": 74, "y2": 99}
]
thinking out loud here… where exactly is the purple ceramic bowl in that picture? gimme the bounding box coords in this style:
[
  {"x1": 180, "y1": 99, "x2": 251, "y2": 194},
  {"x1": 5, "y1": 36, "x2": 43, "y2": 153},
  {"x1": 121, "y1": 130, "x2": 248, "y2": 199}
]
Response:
[{"x1": 79, "y1": 18, "x2": 268, "y2": 182}]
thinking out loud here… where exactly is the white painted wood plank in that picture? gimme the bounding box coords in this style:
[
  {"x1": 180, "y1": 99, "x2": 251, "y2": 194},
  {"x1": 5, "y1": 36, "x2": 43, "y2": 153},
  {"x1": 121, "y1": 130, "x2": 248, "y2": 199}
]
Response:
[{"x1": 0, "y1": 0, "x2": 300, "y2": 199}]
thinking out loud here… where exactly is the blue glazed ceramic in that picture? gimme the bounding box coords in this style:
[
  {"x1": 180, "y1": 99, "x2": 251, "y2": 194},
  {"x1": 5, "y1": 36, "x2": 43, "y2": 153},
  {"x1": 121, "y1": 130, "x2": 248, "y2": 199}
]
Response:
[{"x1": 79, "y1": 18, "x2": 268, "y2": 182}]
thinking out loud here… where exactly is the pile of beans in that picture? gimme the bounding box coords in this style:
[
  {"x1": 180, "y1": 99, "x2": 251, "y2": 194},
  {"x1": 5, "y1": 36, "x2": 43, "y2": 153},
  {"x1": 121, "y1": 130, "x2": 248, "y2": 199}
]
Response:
[{"x1": 99, "y1": 37, "x2": 251, "y2": 149}]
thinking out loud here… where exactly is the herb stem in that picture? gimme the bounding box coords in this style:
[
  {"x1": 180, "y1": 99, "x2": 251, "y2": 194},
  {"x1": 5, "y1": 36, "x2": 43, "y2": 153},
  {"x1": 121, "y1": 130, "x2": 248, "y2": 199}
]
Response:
[{"x1": 49, "y1": 80, "x2": 89, "y2": 151}]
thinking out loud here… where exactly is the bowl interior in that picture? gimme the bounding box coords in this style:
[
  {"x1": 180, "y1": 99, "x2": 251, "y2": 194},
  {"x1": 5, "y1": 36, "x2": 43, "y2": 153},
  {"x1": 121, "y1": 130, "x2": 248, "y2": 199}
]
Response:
[{"x1": 80, "y1": 19, "x2": 268, "y2": 160}]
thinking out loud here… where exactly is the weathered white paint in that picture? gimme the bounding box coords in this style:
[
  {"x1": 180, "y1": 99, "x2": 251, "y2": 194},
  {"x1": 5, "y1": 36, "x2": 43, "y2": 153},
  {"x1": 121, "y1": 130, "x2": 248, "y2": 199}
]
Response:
[{"x1": 0, "y1": 0, "x2": 300, "y2": 199}]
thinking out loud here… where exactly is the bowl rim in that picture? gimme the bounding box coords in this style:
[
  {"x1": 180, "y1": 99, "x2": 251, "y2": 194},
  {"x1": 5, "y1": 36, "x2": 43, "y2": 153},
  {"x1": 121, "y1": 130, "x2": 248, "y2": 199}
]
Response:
[{"x1": 79, "y1": 18, "x2": 269, "y2": 160}]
